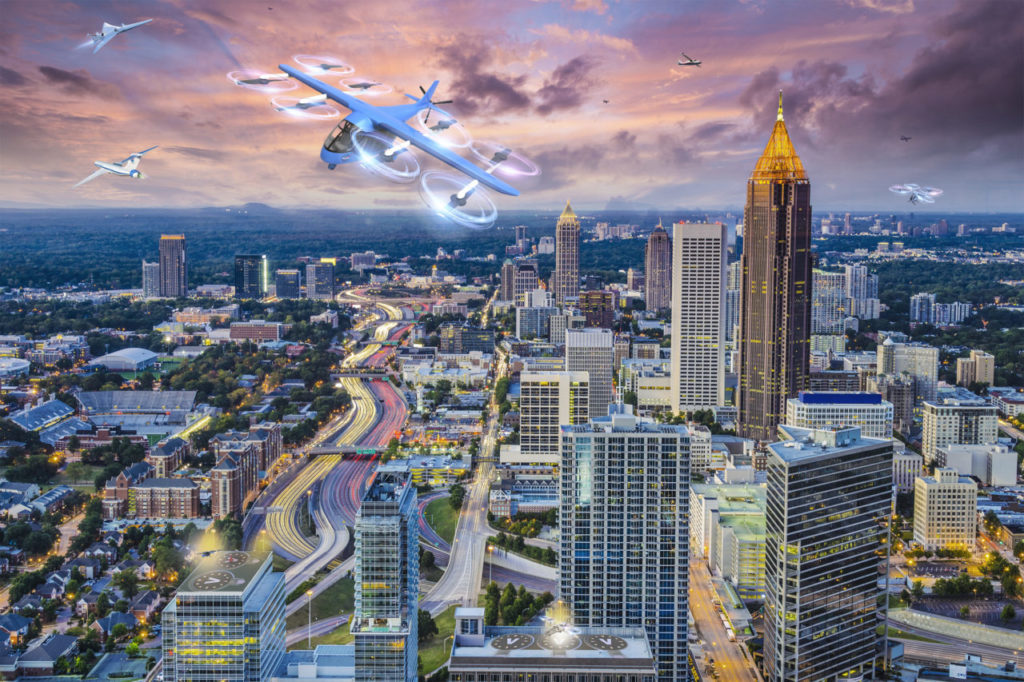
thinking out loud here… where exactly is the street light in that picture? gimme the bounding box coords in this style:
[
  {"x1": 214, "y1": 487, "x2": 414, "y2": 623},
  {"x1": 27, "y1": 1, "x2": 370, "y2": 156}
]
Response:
[
  {"x1": 307, "y1": 590, "x2": 314, "y2": 647},
  {"x1": 487, "y1": 544, "x2": 494, "y2": 585}
]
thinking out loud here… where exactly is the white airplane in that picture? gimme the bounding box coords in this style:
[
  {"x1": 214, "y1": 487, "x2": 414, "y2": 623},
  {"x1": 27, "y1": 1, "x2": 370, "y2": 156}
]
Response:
[
  {"x1": 84, "y1": 19, "x2": 152, "y2": 53},
  {"x1": 74, "y1": 146, "x2": 158, "y2": 188},
  {"x1": 677, "y1": 52, "x2": 702, "y2": 67}
]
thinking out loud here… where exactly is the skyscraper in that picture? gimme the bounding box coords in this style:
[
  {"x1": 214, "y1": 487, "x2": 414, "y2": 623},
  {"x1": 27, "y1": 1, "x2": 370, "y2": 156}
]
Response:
[
  {"x1": 810, "y1": 269, "x2": 847, "y2": 334},
  {"x1": 737, "y1": 93, "x2": 812, "y2": 441},
  {"x1": 306, "y1": 261, "x2": 334, "y2": 300},
  {"x1": 644, "y1": 221, "x2": 672, "y2": 312},
  {"x1": 552, "y1": 200, "x2": 580, "y2": 305},
  {"x1": 877, "y1": 338, "x2": 939, "y2": 402},
  {"x1": 765, "y1": 426, "x2": 892, "y2": 681},
  {"x1": 141, "y1": 260, "x2": 160, "y2": 299},
  {"x1": 499, "y1": 259, "x2": 516, "y2": 301},
  {"x1": 724, "y1": 261, "x2": 742, "y2": 344},
  {"x1": 520, "y1": 371, "x2": 589, "y2": 464},
  {"x1": 565, "y1": 328, "x2": 613, "y2": 419},
  {"x1": 560, "y1": 406, "x2": 689, "y2": 680},
  {"x1": 353, "y1": 467, "x2": 418, "y2": 681},
  {"x1": 234, "y1": 254, "x2": 268, "y2": 299},
  {"x1": 578, "y1": 290, "x2": 614, "y2": 328},
  {"x1": 275, "y1": 269, "x2": 301, "y2": 299},
  {"x1": 513, "y1": 259, "x2": 540, "y2": 304},
  {"x1": 670, "y1": 222, "x2": 727, "y2": 413},
  {"x1": 162, "y1": 550, "x2": 285, "y2": 681},
  {"x1": 158, "y1": 234, "x2": 187, "y2": 298}
]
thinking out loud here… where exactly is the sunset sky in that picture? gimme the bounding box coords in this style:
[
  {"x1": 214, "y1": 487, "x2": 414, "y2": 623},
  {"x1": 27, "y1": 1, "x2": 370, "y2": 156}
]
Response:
[{"x1": 2, "y1": 0, "x2": 1021, "y2": 212}]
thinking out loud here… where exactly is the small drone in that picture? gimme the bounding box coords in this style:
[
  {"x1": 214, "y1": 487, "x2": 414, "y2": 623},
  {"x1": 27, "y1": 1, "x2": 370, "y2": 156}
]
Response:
[{"x1": 889, "y1": 183, "x2": 943, "y2": 204}]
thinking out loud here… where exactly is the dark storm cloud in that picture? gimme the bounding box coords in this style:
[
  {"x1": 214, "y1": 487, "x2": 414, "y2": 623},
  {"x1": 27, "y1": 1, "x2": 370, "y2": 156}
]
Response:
[
  {"x1": 436, "y1": 38, "x2": 531, "y2": 116},
  {"x1": 0, "y1": 66, "x2": 26, "y2": 87},
  {"x1": 38, "y1": 66, "x2": 116, "y2": 98},
  {"x1": 536, "y1": 55, "x2": 599, "y2": 115},
  {"x1": 532, "y1": 143, "x2": 607, "y2": 190},
  {"x1": 438, "y1": 38, "x2": 600, "y2": 117},
  {"x1": 688, "y1": 121, "x2": 737, "y2": 142},
  {"x1": 737, "y1": 0, "x2": 1023, "y2": 160}
]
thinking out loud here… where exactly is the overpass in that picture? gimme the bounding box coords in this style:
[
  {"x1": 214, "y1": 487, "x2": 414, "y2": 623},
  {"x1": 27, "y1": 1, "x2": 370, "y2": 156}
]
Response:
[{"x1": 307, "y1": 445, "x2": 381, "y2": 456}]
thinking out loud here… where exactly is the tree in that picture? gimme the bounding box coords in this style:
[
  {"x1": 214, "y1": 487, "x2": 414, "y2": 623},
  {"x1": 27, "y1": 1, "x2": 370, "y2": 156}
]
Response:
[
  {"x1": 111, "y1": 623, "x2": 128, "y2": 640},
  {"x1": 422, "y1": 551, "x2": 436, "y2": 571},
  {"x1": 126, "y1": 641, "x2": 141, "y2": 657},
  {"x1": 418, "y1": 609, "x2": 438, "y2": 642},
  {"x1": 113, "y1": 570, "x2": 139, "y2": 599},
  {"x1": 448, "y1": 483, "x2": 466, "y2": 510},
  {"x1": 622, "y1": 390, "x2": 637, "y2": 409},
  {"x1": 911, "y1": 580, "x2": 925, "y2": 601},
  {"x1": 959, "y1": 605, "x2": 970, "y2": 619},
  {"x1": 1002, "y1": 604, "x2": 1016, "y2": 622},
  {"x1": 984, "y1": 510, "x2": 1002, "y2": 536}
]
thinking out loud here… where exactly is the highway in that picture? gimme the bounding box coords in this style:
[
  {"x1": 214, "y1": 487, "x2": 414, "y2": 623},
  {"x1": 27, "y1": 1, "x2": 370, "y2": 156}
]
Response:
[
  {"x1": 887, "y1": 617, "x2": 1024, "y2": 665},
  {"x1": 421, "y1": 373, "x2": 501, "y2": 616},
  {"x1": 264, "y1": 455, "x2": 340, "y2": 561},
  {"x1": 688, "y1": 562, "x2": 758, "y2": 681}
]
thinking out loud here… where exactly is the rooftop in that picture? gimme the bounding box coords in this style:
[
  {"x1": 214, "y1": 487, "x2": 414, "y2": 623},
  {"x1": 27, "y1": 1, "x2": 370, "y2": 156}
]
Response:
[
  {"x1": 750, "y1": 91, "x2": 807, "y2": 183},
  {"x1": 9, "y1": 400, "x2": 73, "y2": 432},
  {"x1": 771, "y1": 425, "x2": 889, "y2": 463},
  {"x1": 451, "y1": 625, "x2": 655, "y2": 671},
  {"x1": 178, "y1": 550, "x2": 270, "y2": 596},
  {"x1": 78, "y1": 390, "x2": 197, "y2": 413}
]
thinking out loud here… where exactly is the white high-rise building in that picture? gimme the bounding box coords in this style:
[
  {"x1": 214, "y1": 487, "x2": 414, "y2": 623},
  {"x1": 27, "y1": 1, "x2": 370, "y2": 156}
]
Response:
[
  {"x1": 565, "y1": 328, "x2": 614, "y2": 419},
  {"x1": 921, "y1": 388, "x2": 998, "y2": 464},
  {"x1": 142, "y1": 260, "x2": 160, "y2": 299},
  {"x1": 843, "y1": 264, "x2": 879, "y2": 320},
  {"x1": 909, "y1": 292, "x2": 936, "y2": 324},
  {"x1": 784, "y1": 391, "x2": 894, "y2": 440},
  {"x1": 877, "y1": 339, "x2": 939, "y2": 402},
  {"x1": 560, "y1": 406, "x2": 689, "y2": 680},
  {"x1": 894, "y1": 450, "x2": 924, "y2": 493},
  {"x1": 914, "y1": 468, "x2": 977, "y2": 551},
  {"x1": 669, "y1": 222, "x2": 726, "y2": 413},
  {"x1": 956, "y1": 350, "x2": 995, "y2": 388},
  {"x1": 519, "y1": 371, "x2": 589, "y2": 464},
  {"x1": 811, "y1": 270, "x2": 847, "y2": 334},
  {"x1": 724, "y1": 261, "x2": 742, "y2": 344}
]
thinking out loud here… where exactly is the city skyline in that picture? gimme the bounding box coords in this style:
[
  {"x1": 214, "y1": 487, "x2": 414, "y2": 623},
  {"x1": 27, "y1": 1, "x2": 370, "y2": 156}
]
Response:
[{"x1": 2, "y1": 0, "x2": 1021, "y2": 213}]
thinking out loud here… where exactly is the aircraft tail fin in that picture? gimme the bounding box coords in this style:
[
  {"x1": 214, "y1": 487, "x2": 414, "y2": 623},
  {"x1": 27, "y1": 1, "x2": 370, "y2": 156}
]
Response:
[{"x1": 420, "y1": 80, "x2": 440, "y2": 104}]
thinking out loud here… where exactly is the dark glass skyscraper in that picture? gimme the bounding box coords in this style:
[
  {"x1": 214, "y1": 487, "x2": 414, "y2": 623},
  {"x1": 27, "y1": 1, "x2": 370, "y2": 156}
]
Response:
[
  {"x1": 158, "y1": 234, "x2": 187, "y2": 298},
  {"x1": 764, "y1": 426, "x2": 892, "y2": 681},
  {"x1": 737, "y1": 94, "x2": 812, "y2": 440},
  {"x1": 234, "y1": 254, "x2": 268, "y2": 299},
  {"x1": 275, "y1": 269, "x2": 301, "y2": 299},
  {"x1": 644, "y1": 221, "x2": 671, "y2": 312}
]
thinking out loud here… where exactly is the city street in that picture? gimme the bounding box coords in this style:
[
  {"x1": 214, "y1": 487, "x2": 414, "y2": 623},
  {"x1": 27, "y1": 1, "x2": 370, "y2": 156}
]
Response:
[{"x1": 688, "y1": 562, "x2": 758, "y2": 682}]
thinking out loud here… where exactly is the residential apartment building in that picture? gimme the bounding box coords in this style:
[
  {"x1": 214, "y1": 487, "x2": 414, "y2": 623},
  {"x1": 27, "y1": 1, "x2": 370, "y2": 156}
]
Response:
[{"x1": 913, "y1": 468, "x2": 977, "y2": 551}]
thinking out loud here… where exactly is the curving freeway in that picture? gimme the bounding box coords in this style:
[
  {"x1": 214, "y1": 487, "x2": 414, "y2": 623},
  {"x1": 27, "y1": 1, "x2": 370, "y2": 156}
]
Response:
[{"x1": 264, "y1": 455, "x2": 340, "y2": 562}]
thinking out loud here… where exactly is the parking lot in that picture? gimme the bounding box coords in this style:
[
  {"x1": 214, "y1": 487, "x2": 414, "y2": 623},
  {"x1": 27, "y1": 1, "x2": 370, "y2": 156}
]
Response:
[
  {"x1": 907, "y1": 561, "x2": 966, "y2": 578},
  {"x1": 914, "y1": 597, "x2": 1023, "y2": 628},
  {"x1": 84, "y1": 653, "x2": 150, "y2": 681}
]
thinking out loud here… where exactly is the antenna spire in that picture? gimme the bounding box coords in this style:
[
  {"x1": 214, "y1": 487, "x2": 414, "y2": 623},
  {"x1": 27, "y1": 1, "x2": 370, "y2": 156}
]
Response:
[{"x1": 777, "y1": 90, "x2": 784, "y2": 121}]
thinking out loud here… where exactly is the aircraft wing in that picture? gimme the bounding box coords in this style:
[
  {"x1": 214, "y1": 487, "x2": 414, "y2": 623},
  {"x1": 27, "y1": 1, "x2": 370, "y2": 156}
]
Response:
[
  {"x1": 74, "y1": 168, "x2": 109, "y2": 188},
  {"x1": 92, "y1": 32, "x2": 118, "y2": 53},
  {"x1": 376, "y1": 119, "x2": 520, "y2": 197},
  {"x1": 118, "y1": 145, "x2": 158, "y2": 165},
  {"x1": 277, "y1": 63, "x2": 519, "y2": 196},
  {"x1": 121, "y1": 19, "x2": 153, "y2": 32}
]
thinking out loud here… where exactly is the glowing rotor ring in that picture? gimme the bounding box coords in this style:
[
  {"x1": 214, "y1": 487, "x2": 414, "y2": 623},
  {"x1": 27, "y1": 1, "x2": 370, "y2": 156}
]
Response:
[
  {"x1": 228, "y1": 69, "x2": 297, "y2": 93},
  {"x1": 293, "y1": 54, "x2": 354, "y2": 76},
  {"x1": 418, "y1": 170, "x2": 497, "y2": 229},
  {"x1": 352, "y1": 131, "x2": 420, "y2": 183},
  {"x1": 414, "y1": 109, "x2": 472, "y2": 148},
  {"x1": 271, "y1": 96, "x2": 340, "y2": 120},
  {"x1": 470, "y1": 140, "x2": 540, "y2": 177},
  {"x1": 339, "y1": 78, "x2": 393, "y2": 96}
]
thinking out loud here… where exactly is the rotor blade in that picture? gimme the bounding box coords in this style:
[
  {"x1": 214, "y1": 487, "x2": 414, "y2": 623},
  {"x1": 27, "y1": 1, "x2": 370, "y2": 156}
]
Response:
[
  {"x1": 424, "y1": 107, "x2": 431, "y2": 125},
  {"x1": 419, "y1": 85, "x2": 426, "y2": 94},
  {"x1": 433, "y1": 99, "x2": 453, "y2": 105}
]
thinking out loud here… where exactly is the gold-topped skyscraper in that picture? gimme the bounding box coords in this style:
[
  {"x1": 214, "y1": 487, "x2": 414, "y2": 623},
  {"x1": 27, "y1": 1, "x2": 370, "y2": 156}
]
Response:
[
  {"x1": 552, "y1": 200, "x2": 579, "y2": 305},
  {"x1": 737, "y1": 93, "x2": 812, "y2": 441}
]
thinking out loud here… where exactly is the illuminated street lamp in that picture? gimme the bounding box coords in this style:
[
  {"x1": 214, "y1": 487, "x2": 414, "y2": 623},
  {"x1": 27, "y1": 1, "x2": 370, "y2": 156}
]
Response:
[{"x1": 307, "y1": 589, "x2": 314, "y2": 647}]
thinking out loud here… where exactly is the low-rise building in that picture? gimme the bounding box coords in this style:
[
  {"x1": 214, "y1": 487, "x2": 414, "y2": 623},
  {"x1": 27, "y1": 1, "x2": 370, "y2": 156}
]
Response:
[
  {"x1": 914, "y1": 468, "x2": 978, "y2": 551},
  {"x1": 132, "y1": 478, "x2": 200, "y2": 519},
  {"x1": 937, "y1": 443, "x2": 1016, "y2": 487},
  {"x1": 785, "y1": 391, "x2": 894, "y2": 440},
  {"x1": 690, "y1": 483, "x2": 766, "y2": 600},
  {"x1": 922, "y1": 388, "x2": 998, "y2": 464}
]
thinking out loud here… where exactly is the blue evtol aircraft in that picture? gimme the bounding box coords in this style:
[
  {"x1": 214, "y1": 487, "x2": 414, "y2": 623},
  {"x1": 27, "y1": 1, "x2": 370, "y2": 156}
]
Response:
[{"x1": 274, "y1": 64, "x2": 519, "y2": 198}]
